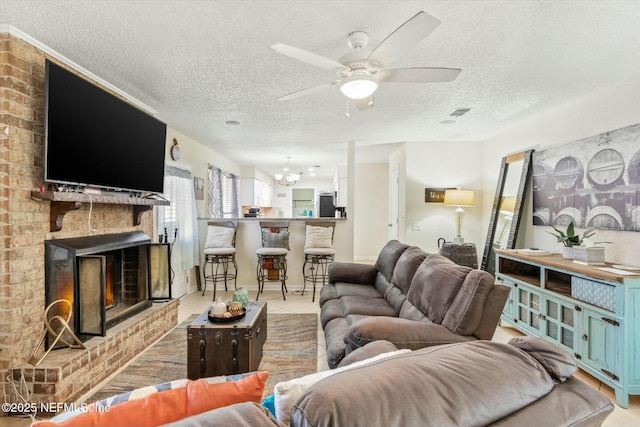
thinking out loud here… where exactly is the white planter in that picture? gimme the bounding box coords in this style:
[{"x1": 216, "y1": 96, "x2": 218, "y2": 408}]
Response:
[{"x1": 561, "y1": 247, "x2": 574, "y2": 259}]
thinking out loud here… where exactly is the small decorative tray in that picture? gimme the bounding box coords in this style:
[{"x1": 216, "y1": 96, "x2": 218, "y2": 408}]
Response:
[{"x1": 208, "y1": 307, "x2": 246, "y2": 323}]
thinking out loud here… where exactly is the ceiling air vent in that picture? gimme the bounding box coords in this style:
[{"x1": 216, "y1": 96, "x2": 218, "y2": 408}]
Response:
[{"x1": 449, "y1": 108, "x2": 471, "y2": 117}]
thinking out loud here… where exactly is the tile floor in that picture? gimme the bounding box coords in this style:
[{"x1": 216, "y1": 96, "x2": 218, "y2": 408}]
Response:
[{"x1": 3, "y1": 286, "x2": 638, "y2": 426}]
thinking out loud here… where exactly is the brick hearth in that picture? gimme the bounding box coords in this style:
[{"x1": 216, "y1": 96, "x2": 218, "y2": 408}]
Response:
[{"x1": 9, "y1": 300, "x2": 178, "y2": 410}]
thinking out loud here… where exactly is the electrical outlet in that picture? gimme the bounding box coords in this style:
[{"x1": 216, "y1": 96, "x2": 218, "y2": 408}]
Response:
[{"x1": 412, "y1": 223, "x2": 420, "y2": 231}]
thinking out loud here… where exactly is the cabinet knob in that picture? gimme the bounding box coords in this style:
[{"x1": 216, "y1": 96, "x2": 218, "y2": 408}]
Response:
[{"x1": 582, "y1": 334, "x2": 588, "y2": 341}]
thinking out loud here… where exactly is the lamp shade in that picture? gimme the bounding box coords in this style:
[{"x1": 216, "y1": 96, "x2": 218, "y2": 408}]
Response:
[
  {"x1": 500, "y1": 196, "x2": 517, "y2": 214},
  {"x1": 444, "y1": 189, "x2": 475, "y2": 207}
]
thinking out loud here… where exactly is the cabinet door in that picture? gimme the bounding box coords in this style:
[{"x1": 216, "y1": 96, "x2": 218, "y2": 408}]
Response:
[
  {"x1": 497, "y1": 277, "x2": 515, "y2": 321},
  {"x1": 542, "y1": 297, "x2": 577, "y2": 353},
  {"x1": 581, "y1": 308, "x2": 621, "y2": 383},
  {"x1": 515, "y1": 285, "x2": 542, "y2": 334},
  {"x1": 253, "y1": 179, "x2": 263, "y2": 206}
]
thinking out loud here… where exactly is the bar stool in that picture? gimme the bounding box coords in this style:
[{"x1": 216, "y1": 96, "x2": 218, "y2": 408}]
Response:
[
  {"x1": 202, "y1": 220, "x2": 238, "y2": 300},
  {"x1": 302, "y1": 221, "x2": 336, "y2": 302},
  {"x1": 256, "y1": 221, "x2": 289, "y2": 300}
]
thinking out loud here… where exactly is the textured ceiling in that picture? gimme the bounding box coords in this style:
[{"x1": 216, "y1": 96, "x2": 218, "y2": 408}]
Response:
[{"x1": 2, "y1": 1, "x2": 640, "y2": 178}]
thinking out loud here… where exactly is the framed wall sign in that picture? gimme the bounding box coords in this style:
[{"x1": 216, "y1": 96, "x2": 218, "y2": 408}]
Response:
[{"x1": 425, "y1": 188, "x2": 454, "y2": 203}]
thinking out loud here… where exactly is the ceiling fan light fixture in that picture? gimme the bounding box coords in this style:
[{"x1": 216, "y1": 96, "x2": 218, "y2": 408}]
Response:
[{"x1": 340, "y1": 74, "x2": 378, "y2": 99}]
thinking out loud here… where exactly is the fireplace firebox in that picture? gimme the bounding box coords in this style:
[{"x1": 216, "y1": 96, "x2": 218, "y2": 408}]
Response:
[{"x1": 44, "y1": 231, "x2": 171, "y2": 348}]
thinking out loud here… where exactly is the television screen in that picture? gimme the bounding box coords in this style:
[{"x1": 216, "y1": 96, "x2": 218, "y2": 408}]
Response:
[{"x1": 45, "y1": 60, "x2": 166, "y2": 194}]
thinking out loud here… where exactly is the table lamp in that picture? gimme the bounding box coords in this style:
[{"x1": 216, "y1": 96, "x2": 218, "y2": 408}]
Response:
[{"x1": 444, "y1": 187, "x2": 475, "y2": 244}]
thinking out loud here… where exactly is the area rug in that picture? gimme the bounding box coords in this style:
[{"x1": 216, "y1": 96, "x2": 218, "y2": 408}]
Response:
[{"x1": 86, "y1": 312, "x2": 318, "y2": 402}]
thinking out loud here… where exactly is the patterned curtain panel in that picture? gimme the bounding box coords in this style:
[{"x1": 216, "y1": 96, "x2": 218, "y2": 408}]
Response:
[
  {"x1": 231, "y1": 173, "x2": 240, "y2": 217},
  {"x1": 207, "y1": 164, "x2": 240, "y2": 218},
  {"x1": 207, "y1": 165, "x2": 223, "y2": 217}
]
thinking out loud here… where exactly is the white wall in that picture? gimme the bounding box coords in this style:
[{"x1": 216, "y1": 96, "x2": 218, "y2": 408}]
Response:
[
  {"x1": 404, "y1": 141, "x2": 484, "y2": 254},
  {"x1": 166, "y1": 128, "x2": 241, "y2": 219},
  {"x1": 389, "y1": 144, "x2": 407, "y2": 243},
  {"x1": 353, "y1": 163, "x2": 390, "y2": 261},
  {"x1": 481, "y1": 75, "x2": 640, "y2": 267}
]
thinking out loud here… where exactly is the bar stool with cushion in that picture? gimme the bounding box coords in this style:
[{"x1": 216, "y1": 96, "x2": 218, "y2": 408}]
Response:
[
  {"x1": 256, "y1": 221, "x2": 290, "y2": 300},
  {"x1": 202, "y1": 220, "x2": 238, "y2": 300},
  {"x1": 302, "y1": 221, "x2": 336, "y2": 302}
]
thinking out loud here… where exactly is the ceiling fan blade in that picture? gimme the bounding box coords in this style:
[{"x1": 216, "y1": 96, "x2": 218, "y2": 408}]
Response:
[
  {"x1": 368, "y1": 11, "x2": 441, "y2": 66},
  {"x1": 276, "y1": 80, "x2": 340, "y2": 101},
  {"x1": 269, "y1": 43, "x2": 349, "y2": 71},
  {"x1": 381, "y1": 67, "x2": 461, "y2": 83},
  {"x1": 354, "y1": 96, "x2": 375, "y2": 111}
]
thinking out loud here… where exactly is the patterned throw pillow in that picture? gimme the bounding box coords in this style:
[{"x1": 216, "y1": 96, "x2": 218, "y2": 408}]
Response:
[{"x1": 262, "y1": 230, "x2": 290, "y2": 250}]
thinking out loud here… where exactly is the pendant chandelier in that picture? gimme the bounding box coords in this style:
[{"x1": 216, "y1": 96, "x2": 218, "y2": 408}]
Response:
[{"x1": 274, "y1": 157, "x2": 301, "y2": 186}]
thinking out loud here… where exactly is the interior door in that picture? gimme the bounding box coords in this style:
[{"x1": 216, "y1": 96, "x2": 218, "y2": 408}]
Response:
[{"x1": 389, "y1": 168, "x2": 399, "y2": 240}]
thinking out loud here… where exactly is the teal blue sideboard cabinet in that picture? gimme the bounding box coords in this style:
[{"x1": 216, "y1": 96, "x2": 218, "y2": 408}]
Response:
[{"x1": 495, "y1": 249, "x2": 640, "y2": 408}]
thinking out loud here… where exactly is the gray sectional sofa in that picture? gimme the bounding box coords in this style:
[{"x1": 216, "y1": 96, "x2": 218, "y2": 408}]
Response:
[{"x1": 320, "y1": 240, "x2": 511, "y2": 368}]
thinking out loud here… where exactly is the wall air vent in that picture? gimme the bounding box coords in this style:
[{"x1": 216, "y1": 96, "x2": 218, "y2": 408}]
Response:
[{"x1": 449, "y1": 108, "x2": 471, "y2": 117}]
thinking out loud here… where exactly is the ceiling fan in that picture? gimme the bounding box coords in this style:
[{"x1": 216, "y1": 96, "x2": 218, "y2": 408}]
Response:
[{"x1": 269, "y1": 11, "x2": 461, "y2": 110}]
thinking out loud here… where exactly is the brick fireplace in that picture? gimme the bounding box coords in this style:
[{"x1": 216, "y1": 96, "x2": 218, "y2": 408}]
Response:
[{"x1": 0, "y1": 33, "x2": 177, "y2": 412}]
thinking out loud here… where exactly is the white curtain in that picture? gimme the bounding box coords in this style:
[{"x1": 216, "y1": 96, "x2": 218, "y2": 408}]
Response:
[{"x1": 157, "y1": 164, "x2": 199, "y2": 273}]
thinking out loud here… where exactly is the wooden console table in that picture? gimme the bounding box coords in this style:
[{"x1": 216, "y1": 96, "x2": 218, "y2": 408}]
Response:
[
  {"x1": 495, "y1": 249, "x2": 640, "y2": 407},
  {"x1": 31, "y1": 190, "x2": 170, "y2": 232}
]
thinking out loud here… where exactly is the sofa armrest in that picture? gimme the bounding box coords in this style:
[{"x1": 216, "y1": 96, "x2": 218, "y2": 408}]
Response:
[
  {"x1": 344, "y1": 317, "x2": 476, "y2": 354},
  {"x1": 328, "y1": 262, "x2": 377, "y2": 285}
]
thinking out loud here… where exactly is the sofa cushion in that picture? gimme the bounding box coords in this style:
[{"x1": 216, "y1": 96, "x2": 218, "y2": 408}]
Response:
[
  {"x1": 508, "y1": 336, "x2": 578, "y2": 382},
  {"x1": 391, "y1": 246, "x2": 428, "y2": 294},
  {"x1": 339, "y1": 295, "x2": 397, "y2": 318},
  {"x1": 374, "y1": 240, "x2": 410, "y2": 282},
  {"x1": 328, "y1": 262, "x2": 377, "y2": 286},
  {"x1": 405, "y1": 255, "x2": 468, "y2": 324},
  {"x1": 161, "y1": 402, "x2": 283, "y2": 427},
  {"x1": 274, "y1": 348, "x2": 410, "y2": 425},
  {"x1": 489, "y1": 377, "x2": 613, "y2": 427},
  {"x1": 323, "y1": 317, "x2": 349, "y2": 368},
  {"x1": 290, "y1": 341, "x2": 556, "y2": 427},
  {"x1": 336, "y1": 340, "x2": 400, "y2": 368},
  {"x1": 440, "y1": 268, "x2": 496, "y2": 336}
]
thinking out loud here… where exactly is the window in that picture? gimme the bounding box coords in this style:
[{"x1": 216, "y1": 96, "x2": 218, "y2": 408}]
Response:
[{"x1": 208, "y1": 165, "x2": 239, "y2": 218}]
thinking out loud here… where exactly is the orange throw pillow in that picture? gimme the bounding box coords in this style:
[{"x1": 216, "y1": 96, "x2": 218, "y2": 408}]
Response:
[{"x1": 32, "y1": 371, "x2": 268, "y2": 427}]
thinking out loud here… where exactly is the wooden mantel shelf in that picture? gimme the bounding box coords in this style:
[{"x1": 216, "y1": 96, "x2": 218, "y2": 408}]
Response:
[{"x1": 31, "y1": 190, "x2": 170, "y2": 231}]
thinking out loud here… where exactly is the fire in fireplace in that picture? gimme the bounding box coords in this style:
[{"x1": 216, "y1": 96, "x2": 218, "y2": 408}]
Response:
[{"x1": 44, "y1": 232, "x2": 171, "y2": 347}]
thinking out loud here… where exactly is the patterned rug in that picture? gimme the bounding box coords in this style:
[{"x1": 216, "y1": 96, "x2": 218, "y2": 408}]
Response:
[{"x1": 86, "y1": 313, "x2": 318, "y2": 402}]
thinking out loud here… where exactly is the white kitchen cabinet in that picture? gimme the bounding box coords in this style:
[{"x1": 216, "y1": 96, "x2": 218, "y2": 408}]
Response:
[
  {"x1": 241, "y1": 178, "x2": 263, "y2": 206},
  {"x1": 241, "y1": 178, "x2": 273, "y2": 207}
]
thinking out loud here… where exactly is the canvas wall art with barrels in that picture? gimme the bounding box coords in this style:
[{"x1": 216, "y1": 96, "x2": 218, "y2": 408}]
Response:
[{"x1": 532, "y1": 122, "x2": 640, "y2": 232}]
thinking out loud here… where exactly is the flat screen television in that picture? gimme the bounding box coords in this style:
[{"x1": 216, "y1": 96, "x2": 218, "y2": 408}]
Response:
[{"x1": 45, "y1": 60, "x2": 167, "y2": 194}]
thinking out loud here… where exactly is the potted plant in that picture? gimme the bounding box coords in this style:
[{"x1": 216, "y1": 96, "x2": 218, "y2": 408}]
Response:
[{"x1": 547, "y1": 221, "x2": 596, "y2": 258}]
